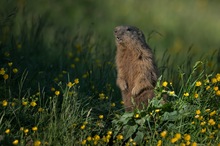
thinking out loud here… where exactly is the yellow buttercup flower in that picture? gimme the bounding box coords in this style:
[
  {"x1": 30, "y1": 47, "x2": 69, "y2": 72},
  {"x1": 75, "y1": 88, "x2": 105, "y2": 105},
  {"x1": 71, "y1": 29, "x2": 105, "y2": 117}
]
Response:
[
  {"x1": 211, "y1": 78, "x2": 217, "y2": 84},
  {"x1": 134, "y1": 113, "x2": 140, "y2": 119},
  {"x1": 34, "y1": 140, "x2": 41, "y2": 146},
  {"x1": 67, "y1": 82, "x2": 74, "y2": 88},
  {"x1": 175, "y1": 133, "x2": 181, "y2": 140},
  {"x1": 216, "y1": 90, "x2": 220, "y2": 96},
  {"x1": 81, "y1": 140, "x2": 86, "y2": 145},
  {"x1": 22, "y1": 101, "x2": 28, "y2": 106},
  {"x1": 5, "y1": 129, "x2": 10, "y2": 134},
  {"x1": 55, "y1": 91, "x2": 60, "y2": 96},
  {"x1": 162, "y1": 81, "x2": 168, "y2": 87},
  {"x1": 196, "y1": 110, "x2": 201, "y2": 115},
  {"x1": 99, "y1": 115, "x2": 104, "y2": 119},
  {"x1": 208, "y1": 119, "x2": 215, "y2": 126},
  {"x1": 184, "y1": 134, "x2": 191, "y2": 141},
  {"x1": 157, "y1": 140, "x2": 162, "y2": 146},
  {"x1": 2, "y1": 100, "x2": 8, "y2": 107},
  {"x1": 184, "y1": 92, "x2": 189, "y2": 97},
  {"x1": 194, "y1": 93, "x2": 199, "y2": 98},
  {"x1": 94, "y1": 135, "x2": 100, "y2": 141},
  {"x1": 210, "y1": 110, "x2": 216, "y2": 116},
  {"x1": 74, "y1": 78, "x2": 79, "y2": 84},
  {"x1": 8, "y1": 62, "x2": 13, "y2": 66},
  {"x1": 87, "y1": 136, "x2": 92, "y2": 141},
  {"x1": 116, "y1": 134, "x2": 123, "y2": 140},
  {"x1": 169, "y1": 91, "x2": 175, "y2": 96},
  {"x1": 195, "y1": 81, "x2": 202, "y2": 87},
  {"x1": 160, "y1": 130, "x2": 167, "y2": 138},
  {"x1": 80, "y1": 125, "x2": 86, "y2": 130},
  {"x1": 30, "y1": 101, "x2": 37, "y2": 107},
  {"x1": 32, "y1": 126, "x2": 38, "y2": 131},
  {"x1": 191, "y1": 142, "x2": 197, "y2": 146},
  {"x1": 170, "y1": 137, "x2": 178, "y2": 143},
  {"x1": 13, "y1": 68, "x2": 18, "y2": 73},
  {"x1": 213, "y1": 86, "x2": 219, "y2": 91},
  {"x1": 0, "y1": 68, "x2": 5, "y2": 75},
  {"x1": 24, "y1": 129, "x2": 29, "y2": 134},
  {"x1": 201, "y1": 128, "x2": 206, "y2": 133},
  {"x1": 12, "y1": 139, "x2": 19, "y2": 145},
  {"x1": 3, "y1": 74, "x2": 9, "y2": 80}
]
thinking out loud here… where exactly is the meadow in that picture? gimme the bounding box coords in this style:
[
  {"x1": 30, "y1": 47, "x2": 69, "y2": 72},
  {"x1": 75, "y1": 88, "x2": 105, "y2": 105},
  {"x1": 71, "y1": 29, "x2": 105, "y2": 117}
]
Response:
[{"x1": 0, "y1": 0, "x2": 220, "y2": 145}]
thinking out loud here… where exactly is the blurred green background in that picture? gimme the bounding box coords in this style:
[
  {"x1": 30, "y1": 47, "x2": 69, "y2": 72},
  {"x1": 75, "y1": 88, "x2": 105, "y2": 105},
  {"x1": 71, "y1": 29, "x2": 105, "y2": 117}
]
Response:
[
  {"x1": 2, "y1": 0, "x2": 220, "y2": 50},
  {"x1": 1, "y1": 0, "x2": 220, "y2": 81}
]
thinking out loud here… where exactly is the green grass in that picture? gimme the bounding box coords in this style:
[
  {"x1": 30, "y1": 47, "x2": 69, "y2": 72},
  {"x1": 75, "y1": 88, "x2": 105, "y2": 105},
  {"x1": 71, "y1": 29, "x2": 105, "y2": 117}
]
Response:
[{"x1": 1, "y1": 1, "x2": 220, "y2": 145}]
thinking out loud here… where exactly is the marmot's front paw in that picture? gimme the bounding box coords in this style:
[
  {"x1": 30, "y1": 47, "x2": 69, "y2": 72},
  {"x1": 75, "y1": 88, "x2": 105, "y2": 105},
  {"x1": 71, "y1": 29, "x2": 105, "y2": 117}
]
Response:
[
  {"x1": 131, "y1": 86, "x2": 140, "y2": 96},
  {"x1": 117, "y1": 79, "x2": 127, "y2": 91}
]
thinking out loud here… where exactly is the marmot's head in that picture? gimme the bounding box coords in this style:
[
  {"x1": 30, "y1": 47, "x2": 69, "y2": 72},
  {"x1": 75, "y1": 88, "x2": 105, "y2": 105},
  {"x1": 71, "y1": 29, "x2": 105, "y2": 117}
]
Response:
[{"x1": 114, "y1": 25, "x2": 146, "y2": 47}]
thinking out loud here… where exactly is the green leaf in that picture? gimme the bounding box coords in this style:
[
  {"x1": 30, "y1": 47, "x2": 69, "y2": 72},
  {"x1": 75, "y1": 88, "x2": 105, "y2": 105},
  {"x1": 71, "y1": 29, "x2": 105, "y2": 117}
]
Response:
[
  {"x1": 122, "y1": 124, "x2": 138, "y2": 140},
  {"x1": 134, "y1": 131, "x2": 144, "y2": 144}
]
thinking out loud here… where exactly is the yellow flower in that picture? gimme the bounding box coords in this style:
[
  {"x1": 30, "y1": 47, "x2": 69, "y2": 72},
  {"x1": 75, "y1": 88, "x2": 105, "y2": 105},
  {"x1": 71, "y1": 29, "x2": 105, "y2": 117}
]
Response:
[
  {"x1": 208, "y1": 119, "x2": 215, "y2": 126},
  {"x1": 3, "y1": 74, "x2": 9, "y2": 80},
  {"x1": 211, "y1": 78, "x2": 217, "y2": 84},
  {"x1": 80, "y1": 124, "x2": 86, "y2": 130},
  {"x1": 22, "y1": 101, "x2": 28, "y2": 106},
  {"x1": 194, "y1": 93, "x2": 199, "y2": 98},
  {"x1": 216, "y1": 73, "x2": 220, "y2": 81},
  {"x1": 81, "y1": 140, "x2": 86, "y2": 145},
  {"x1": 201, "y1": 128, "x2": 206, "y2": 133},
  {"x1": 107, "y1": 130, "x2": 113, "y2": 135},
  {"x1": 213, "y1": 86, "x2": 219, "y2": 91},
  {"x1": 11, "y1": 102, "x2": 15, "y2": 106},
  {"x1": 74, "y1": 78, "x2": 79, "y2": 84},
  {"x1": 210, "y1": 110, "x2": 216, "y2": 116},
  {"x1": 175, "y1": 133, "x2": 181, "y2": 140},
  {"x1": 111, "y1": 102, "x2": 116, "y2": 107},
  {"x1": 87, "y1": 136, "x2": 92, "y2": 141},
  {"x1": 8, "y1": 62, "x2": 13, "y2": 66},
  {"x1": 194, "y1": 115, "x2": 199, "y2": 119},
  {"x1": 51, "y1": 87, "x2": 55, "y2": 91},
  {"x1": 184, "y1": 92, "x2": 189, "y2": 97},
  {"x1": 186, "y1": 141, "x2": 190, "y2": 145},
  {"x1": 155, "y1": 109, "x2": 160, "y2": 113},
  {"x1": 120, "y1": 101, "x2": 124, "y2": 105},
  {"x1": 206, "y1": 86, "x2": 210, "y2": 90},
  {"x1": 2, "y1": 100, "x2": 8, "y2": 107},
  {"x1": 5, "y1": 129, "x2": 10, "y2": 134},
  {"x1": 13, "y1": 68, "x2": 18, "y2": 73},
  {"x1": 38, "y1": 107, "x2": 44, "y2": 112},
  {"x1": 216, "y1": 90, "x2": 220, "y2": 96},
  {"x1": 184, "y1": 134, "x2": 191, "y2": 141},
  {"x1": 196, "y1": 110, "x2": 201, "y2": 115},
  {"x1": 195, "y1": 81, "x2": 202, "y2": 87},
  {"x1": 169, "y1": 91, "x2": 175, "y2": 96},
  {"x1": 170, "y1": 137, "x2": 178, "y2": 143},
  {"x1": 191, "y1": 142, "x2": 197, "y2": 146},
  {"x1": 157, "y1": 140, "x2": 162, "y2": 146},
  {"x1": 162, "y1": 81, "x2": 168, "y2": 87},
  {"x1": 205, "y1": 109, "x2": 210, "y2": 112},
  {"x1": 0, "y1": 68, "x2": 5, "y2": 75},
  {"x1": 30, "y1": 101, "x2": 37, "y2": 107},
  {"x1": 55, "y1": 91, "x2": 60, "y2": 96},
  {"x1": 200, "y1": 121, "x2": 206, "y2": 126},
  {"x1": 99, "y1": 93, "x2": 105, "y2": 99},
  {"x1": 94, "y1": 135, "x2": 100, "y2": 141},
  {"x1": 134, "y1": 113, "x2": 140, "y2": 119},
  {"x1": 180, "y1": 143, "x2": 186, "y2": 146},
  {"x1": 160, "y1": 130, "x2": 167, "y2": 138},
  {"x1": 117, "y1": 134, "x2": 123, "y2": 140},
  {"x1": 12, "y1": 139, "x2": 19, "y2": 145},
  {"x1": 99, "y1": 115, "x2": 104, "y2": 119},
  {"x1": 67, "y1": 82, "x2": 73, "y2": 88},
  {"x1": 198, "y1": 116, "x2": 203, "y2": 120},
  {"x1": 24, "y1": 129, "x2": 29, "y2": 134},
  {"x1": 34, "y1": 140, "x2": 41, "y2": 146},
  {"x1": 32, "y1": 126, "x2": 38, "y2": 131}
]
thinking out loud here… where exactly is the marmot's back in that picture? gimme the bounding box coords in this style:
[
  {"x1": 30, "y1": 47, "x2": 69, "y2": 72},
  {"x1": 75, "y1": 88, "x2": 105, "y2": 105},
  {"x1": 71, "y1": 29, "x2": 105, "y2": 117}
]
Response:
[{"x1": 114, "y1": 25, "x2": 158, "y2": 111}]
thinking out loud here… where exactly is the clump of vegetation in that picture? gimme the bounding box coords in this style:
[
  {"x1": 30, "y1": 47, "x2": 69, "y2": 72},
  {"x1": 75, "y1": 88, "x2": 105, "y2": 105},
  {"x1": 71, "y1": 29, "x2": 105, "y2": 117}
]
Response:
[{"x1": 1, "y1": 1, "x2": 220, "y2": 145}]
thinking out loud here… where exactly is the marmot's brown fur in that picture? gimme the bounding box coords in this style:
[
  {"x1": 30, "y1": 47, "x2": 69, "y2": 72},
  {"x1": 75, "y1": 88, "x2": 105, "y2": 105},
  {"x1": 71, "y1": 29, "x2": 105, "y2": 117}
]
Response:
[{"x1": 114, "y1": 25, "x2": 158, "y2": 111}]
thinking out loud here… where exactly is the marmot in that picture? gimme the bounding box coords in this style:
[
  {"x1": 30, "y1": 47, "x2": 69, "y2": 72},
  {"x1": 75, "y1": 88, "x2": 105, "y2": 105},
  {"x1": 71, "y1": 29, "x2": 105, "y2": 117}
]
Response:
[{"x1": 114, "y1": 25, "x2": 158, "y2": 111}]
